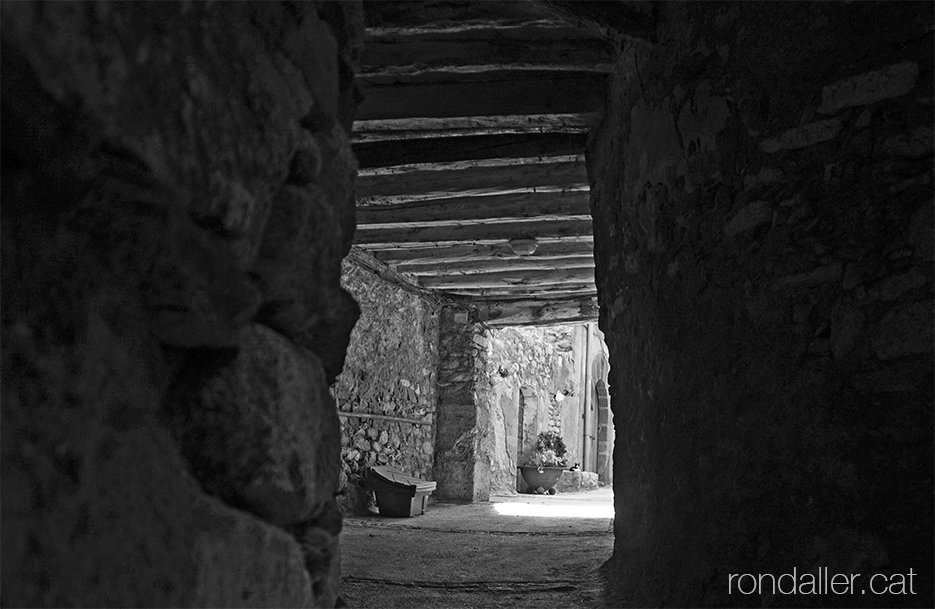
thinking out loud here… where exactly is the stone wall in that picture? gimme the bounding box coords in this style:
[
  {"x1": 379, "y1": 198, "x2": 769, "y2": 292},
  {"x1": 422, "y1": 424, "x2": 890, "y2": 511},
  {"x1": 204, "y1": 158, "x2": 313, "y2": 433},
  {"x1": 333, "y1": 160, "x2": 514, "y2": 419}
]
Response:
[
  {"x1": 433, "y1": 307, "x2": 491, "y2": 502},
  {"x1": 1, "y1": 2, "x2": 362, "y2": 606},
  {"x1": 333, "y1": 261, "x2": 440, "y2": 512},
  {"x1": 589, "y1": 2, "x2": 933, "y2": 607}
]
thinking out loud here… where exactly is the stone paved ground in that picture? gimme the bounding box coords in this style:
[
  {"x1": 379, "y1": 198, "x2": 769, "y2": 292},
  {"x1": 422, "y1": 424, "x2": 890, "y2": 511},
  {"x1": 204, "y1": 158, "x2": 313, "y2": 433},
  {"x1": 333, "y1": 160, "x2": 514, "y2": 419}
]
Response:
[{"x1": 340, "y1": 488, "x2": 614, "y2": 608}]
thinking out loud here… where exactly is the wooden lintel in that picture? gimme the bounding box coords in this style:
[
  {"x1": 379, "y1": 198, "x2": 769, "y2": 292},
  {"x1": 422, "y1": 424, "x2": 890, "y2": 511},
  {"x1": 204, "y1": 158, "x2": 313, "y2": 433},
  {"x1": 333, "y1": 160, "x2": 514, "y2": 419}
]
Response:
[
  {"x1": 353, "y1": 132, "x2": 588, "y2": 169},
  {"x1": 397, "y1": 254, "x2": 594, "y2": 276},
  {"x1": 356, "y1": 157, "x2": 587, "y2": 201},
  {"x1": 344, "y1": 247, "x2": 443, "y2": 306},
  {"x1": 469, "y1": 296, "x2": 600, "y2": 326},
  {"x1": 357, "y1": 190, "x2": 591, "y2": 225},
  {"x1": 368, "y1": 241, "x2": 595, "y2": 264},
  {"x1": 356, "y1": 69, "x2": 607, "y2": 121},
  {"x1": 354, "y1": 219, "x2": 593, "y2": 247},
  {"x1": 352, "y1": 113, "x2": 600, "y2": 142},
  {"x1": 419, "y1": 267, "x2": 595, "y2": 290}
]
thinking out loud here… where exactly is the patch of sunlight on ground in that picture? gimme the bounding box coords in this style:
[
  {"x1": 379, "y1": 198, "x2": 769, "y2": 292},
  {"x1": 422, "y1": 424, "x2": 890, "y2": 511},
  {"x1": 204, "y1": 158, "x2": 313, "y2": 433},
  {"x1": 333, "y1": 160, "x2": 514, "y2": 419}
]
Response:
[{"x1": 492, "y1": 502, "x2": 614, "y2": 519}]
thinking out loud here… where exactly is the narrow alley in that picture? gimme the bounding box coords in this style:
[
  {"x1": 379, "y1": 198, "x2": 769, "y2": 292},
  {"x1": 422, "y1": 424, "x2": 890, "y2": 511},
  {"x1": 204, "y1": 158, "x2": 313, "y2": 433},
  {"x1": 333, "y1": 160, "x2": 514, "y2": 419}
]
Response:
[{"x1": 341, "y1": 489, "x2": 614, "y2": 608}]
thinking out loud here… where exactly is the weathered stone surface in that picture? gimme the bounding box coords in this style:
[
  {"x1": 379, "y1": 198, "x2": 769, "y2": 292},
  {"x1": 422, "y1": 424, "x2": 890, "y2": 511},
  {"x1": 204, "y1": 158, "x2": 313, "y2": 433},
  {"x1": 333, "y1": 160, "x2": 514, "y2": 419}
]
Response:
[
  {"x1": 253, "y1": 185, "x2": 337, "y2": 331},
  {"x1": 0, "y1": 1, "x2": 340, "y2": 267},
  {"x1": 252, "y1": 184, "x2": 359, "y2": 381},
  {"x1": 282, "y1": 12, "x2": 340, "y2": 125},
  {"x1": 191, "y1": 494, "x2": 313, "y2": 608},
  {"x1": 818, "y1": 61, "x2": 920, "y2": 115},
  {"x1": 170, "y1": 324, "x2": 340, "y2": 527},
  {"x1": 742, "y1": 166, "x2": 783, "y2": 189},
  {"x1": 288, "y1": 499, "x2": 343, "y2": 607},
  {"x1": 310, "y1": 121, "x2": 359, "y2": 255},
  {"x1": 145, "y1": 211, "x2": 262, "y2": 349},
  {"x1": 433, "y1": 307, "x2": 491, "y2": 502},
  {"x1": 723, "y1": 200, "x2": 772, "y2": 236},
  {"x1": 588, "y1": 2, "x2": 933, "y2": 606},
  {"x1": 869, "y1": 301, "x2": 934, "y2": 360},
  {"x1": 866, "y1": 267, "x2": 928, "y2": 303},
  {"x1": 299, "y1": 287, "x2": 361, "y2": 385},
  {"x1": 771, "y1": 263, "x2": 843, "y2": 291},
  {"x1": 2, "y1": 1, "x2": 363, "y2": 606},
  {"x1": 760, "y1": 118, "x2": 842, "y2": 153},
  {"x1": 908, "y1": 201, "x2": 935, "y2": 261},
  {"x1": 851, "y1": 361, "x2": 931, "y2": 394},
  {"x1": 830, "y1": 305, "x2": 866, "y2": 360},
  {"x1": 878, "y1": 125, "x2": 935, "y2": 159},
  {"x1": 334, "y1": 260, "x2": 439, "y2": 506},
  {"x1": 0, "y1": 287, "x2": 313, "y2": 608}
]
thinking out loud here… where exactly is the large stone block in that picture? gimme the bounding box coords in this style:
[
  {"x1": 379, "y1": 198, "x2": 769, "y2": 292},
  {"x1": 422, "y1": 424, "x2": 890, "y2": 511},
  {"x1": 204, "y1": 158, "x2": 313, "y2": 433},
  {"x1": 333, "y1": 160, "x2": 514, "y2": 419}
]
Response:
[
  {"x1": 282, "y1": 12, "x2": 340, "y2": 125},
  {"x1": 0, "y1": 1, "x2": 326, "y2": 268},
  {"x1": 818, "y1": 61, "x2": 920, "y2": 115},
  {"x1": 588, "y1": 2, "x2": 934, "y2": 606},
  {"x1": 169, "y1": 324, "x2": 340, "y2": 527},
  {"x1": 191, "y1": 494, "x2": 314, "y2": 608},
  {"x1": 1, "y1": 290, "x2": 313, "y2": 607},
  {"x1": 252, "y1": 184, "x2": 358, "y2": 381},
  {"x1": 869, "y1": 301, "x2": 934, "y2": 360}
]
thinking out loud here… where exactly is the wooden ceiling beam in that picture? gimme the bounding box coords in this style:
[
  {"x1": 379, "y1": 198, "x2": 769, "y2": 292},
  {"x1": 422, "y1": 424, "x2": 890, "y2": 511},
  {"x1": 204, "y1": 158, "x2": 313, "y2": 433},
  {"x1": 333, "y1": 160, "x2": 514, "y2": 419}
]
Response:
[
  {"x1": 356, "y1": 155, "x2": 587, "y2": 203},
  {"x1": 361, "y1": 23, "x2": 614, "y2": 76},
  {"x1": 469, "y1": 296, "x2": 599, "y2": 326},
  {"x1": 362, "y1": 1, "x2": 557, "y2": 30},
  {"x1": 419, "y1": 267, "x2": 595, "y2": 290},
  {"x1": 367, "y1": 241, "x2": 594, "y2": 264},
  {"x1": 354, "y1": 132, "x2": 588, "y2": 169},
  {"x1": 344, "y1": 247, "x2": 443, "y2": 305},
  {"x1": 357, "y1": 190, "x2": 590, "y2": 225},
  {"x1": 450, "y1": 286, "x2": 597, "y2": 299},
  {"x1": 354, "y1": 219, "x2": 592, "y2": 247},
  {"x1": 397, "y1": 255, "x2": 594, "y2": 276},
  {"x1": 352, "y1": 114, "x2": 599, "y2": 143},
  {"x1": 534, "y1": 1, "x2": 656, "y2": 46},
  {"x1": 356, "y1": 69, "x2": 607, "y2": 121}
]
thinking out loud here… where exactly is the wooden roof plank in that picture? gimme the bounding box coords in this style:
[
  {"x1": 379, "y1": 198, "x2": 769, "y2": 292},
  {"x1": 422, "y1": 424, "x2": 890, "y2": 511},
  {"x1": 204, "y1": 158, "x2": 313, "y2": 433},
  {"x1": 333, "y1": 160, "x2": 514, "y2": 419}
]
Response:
[
  {"x1": 357, "y1": 190, "x2": 591, "y2": 224},
  {"x1": 356, "y1": 70, "x2": 607, "y2": 121},
  {"x1": 361, "y1": 23, "x2": 614, "y2": 75},
  {"x1": 354, "y1": 219, "x2": 593, "y2": 247},
  {"x1": 366, "y1": 241, "x2": 594, "y2": 264},
  {"x1": 420, "y1": 267, "x2": 595, "y2": 289},
  {"x1": 450, "y1": 287, "x2": 597, "y2": 299},
  {"x1": 396, "y1": 254, "x2": 594, "y2": 276},
  {"x1": 353, "y1": 132, "x2": 588, "y2": 168},
  {"x1": 356, "y1": 156, "x2": 587, "y2": 201},
  {"x1": 352, "y1": 113, "x2": 600, "y2": 142}
]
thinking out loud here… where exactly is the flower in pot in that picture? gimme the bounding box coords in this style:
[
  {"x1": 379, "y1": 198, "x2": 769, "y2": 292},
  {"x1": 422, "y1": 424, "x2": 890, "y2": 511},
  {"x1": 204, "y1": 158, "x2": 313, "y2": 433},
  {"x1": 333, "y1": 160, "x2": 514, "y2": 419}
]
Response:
[{"x1": 519, "y1": 431, "x2": 568, "y2": 494}]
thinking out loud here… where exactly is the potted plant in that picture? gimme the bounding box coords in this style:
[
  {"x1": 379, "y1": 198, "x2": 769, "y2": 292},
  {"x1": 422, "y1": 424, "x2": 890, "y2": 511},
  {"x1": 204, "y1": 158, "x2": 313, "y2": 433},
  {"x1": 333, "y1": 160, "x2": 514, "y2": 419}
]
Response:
[{"x1": 518, "y1": 431, "x2": 568, "y2": 494}]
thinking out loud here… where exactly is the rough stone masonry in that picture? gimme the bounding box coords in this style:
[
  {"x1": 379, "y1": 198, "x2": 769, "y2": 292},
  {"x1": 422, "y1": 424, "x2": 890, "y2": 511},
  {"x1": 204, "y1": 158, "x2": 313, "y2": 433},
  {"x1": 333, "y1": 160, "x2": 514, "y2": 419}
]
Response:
[
  {"x1": 589, "y1": 2, "x2": 934, "y2": 607},
  {"x1": 1, "y1": 2, "x2": 362, "y2": 606}
]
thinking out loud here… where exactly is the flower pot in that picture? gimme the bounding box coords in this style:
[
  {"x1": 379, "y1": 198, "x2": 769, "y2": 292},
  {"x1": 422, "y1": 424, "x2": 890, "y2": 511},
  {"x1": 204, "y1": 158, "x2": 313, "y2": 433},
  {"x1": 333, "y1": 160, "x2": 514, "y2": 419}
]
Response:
[{"x1": 518, "y1": 466, "x2": 565, "y2": 493}]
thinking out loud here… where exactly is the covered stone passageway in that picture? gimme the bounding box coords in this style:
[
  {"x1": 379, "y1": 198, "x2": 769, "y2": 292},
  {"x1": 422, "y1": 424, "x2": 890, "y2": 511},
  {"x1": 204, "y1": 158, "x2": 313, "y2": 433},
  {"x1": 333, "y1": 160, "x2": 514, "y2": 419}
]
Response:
[{"x1": 2, "y1": 1, "x2": 932, "y2": 608}]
